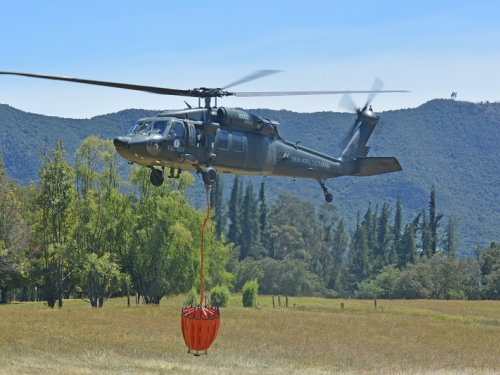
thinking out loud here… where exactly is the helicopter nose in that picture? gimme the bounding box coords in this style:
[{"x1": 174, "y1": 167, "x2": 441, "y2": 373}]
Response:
[{"x1": 113, "y1": 136, "x2": 130, "y2": 148}]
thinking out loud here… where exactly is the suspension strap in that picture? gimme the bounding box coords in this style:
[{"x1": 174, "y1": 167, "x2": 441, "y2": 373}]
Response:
[{"x1": 200, "y1": 184, "x2": 211, "y2": 306}]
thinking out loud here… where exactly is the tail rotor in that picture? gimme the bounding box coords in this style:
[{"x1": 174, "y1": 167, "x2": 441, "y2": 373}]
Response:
[{"x1": 338, "y1": 78, "x2": 384, "y2": 148}]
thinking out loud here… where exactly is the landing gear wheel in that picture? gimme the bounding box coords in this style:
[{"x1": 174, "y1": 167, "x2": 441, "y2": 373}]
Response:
[
  {"x1": 202, "y1": 167, "x2": 217, "y2": 185},
  {"x1": 318, "y1": 180, "x2": 333, "y2": 203},
  {"x1": 150, "y1": 168, "x2": 164, "y2": 187}
]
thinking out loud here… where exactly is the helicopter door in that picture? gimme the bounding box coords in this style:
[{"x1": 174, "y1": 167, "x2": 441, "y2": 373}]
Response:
[
  {"x1": 244, "y1": 133, "x2": 261, "y2": 170},
  {"x1": 214, "y1": 129, "x2": 245, "y2": 169},
  {"x1": 166, "y1": 120, "x2": 187, "y2": 150}
]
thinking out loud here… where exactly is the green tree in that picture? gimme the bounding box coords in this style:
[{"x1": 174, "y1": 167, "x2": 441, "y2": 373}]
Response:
[
  {"x1": 399, "y1": 223, "x2": 417, "y2": 268},
  {"x1": 34, "y1": 141, "x2": 74, "y2": 308},
  {"x1": 479, "y1": 242, "x2": 500, "y2": 299},
  {"x1": 209, "y1": 175, "x2": 226, "y2": 240},
  {"x1": 240, "y1": 182, "x2": 262, "y2": 260},
  {"x1": 363, "y1": 203, "x2": 377, "y2": 253},
  {"x1": 210, "y1": 284, "x2": 230, "y2": 307},
  {"x1": 375, "y1": 202, "x2": 394, "y2": 270},
  {"x1": 0, "y1": 162, "x2": 30, "y2": 303},
  {"x1": 242, "y1": 278, "x2": 258, "y2": 307},
  {"x1": 429, "y1": 186, "x2": 444, "y2": 255},
  {"x1": 393, "y1": 193, "x2": 403, "y2": 253},
  {"x1": 348, "y1": 213, "x2": 371, "y2": 290},
  {"x1": 258, "y1": 177, "x2": 268, "y2": 234},
  {"x1": 227, "y1": 176, "x2": 243, "y2": 246},
  {"x1": 443, "y1": 214, "x2": 460, "y2": 258},
  {"x1": 70, "y1": 136, "x2": 130, "y2": 307},
  {"x1": 124, "y1": 168, "x2": 232, "y2": 304},
  {"x1": 329, "y1": 218, "x2": 348, "y2": 291},
  {"x1": 126, "y1": 169, "x2": 198, "y2": 303},
  {"x1": 420, "y1": 209, "x2": 432, "y2": 258}
]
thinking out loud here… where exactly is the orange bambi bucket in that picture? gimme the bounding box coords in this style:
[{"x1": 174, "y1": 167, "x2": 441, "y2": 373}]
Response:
[
  {"x1": 181, "y1": 305, "x2": 220, "y2": 354},
  {"x1": 180, "y1": 185, "x2": 220, "y2": 355}
]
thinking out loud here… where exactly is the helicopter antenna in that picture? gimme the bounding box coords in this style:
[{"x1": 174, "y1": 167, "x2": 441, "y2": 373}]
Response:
[{"x1": 184, "y1": 101, "x2": 192, "y2": 109}]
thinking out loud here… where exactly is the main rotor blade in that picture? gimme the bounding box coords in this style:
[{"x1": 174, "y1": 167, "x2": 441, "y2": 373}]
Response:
[
  {"x1": 222, "y1": 69, "x2": 281, "y2": 90},
  {"x1": 0, "y1": 71, "x2": 194, "y2": 97},
  {"x1": 233, "y1": 89, "x2": 407, "y2": 97}
]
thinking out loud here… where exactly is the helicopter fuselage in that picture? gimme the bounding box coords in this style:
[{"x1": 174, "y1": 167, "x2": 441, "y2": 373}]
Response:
[{"x1": 113, "y1": 107, "x2": 351, "y2": 182}]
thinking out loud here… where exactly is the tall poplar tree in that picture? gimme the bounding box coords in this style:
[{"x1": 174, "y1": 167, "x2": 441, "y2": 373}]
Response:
[
  {"x1": 258, "y1": 177, "x2": 268, "y2": 235},
  {"x1": 35, "y1": 141, "x2": 74, "y2": 308},
  {"x1": 429, "y1": 186, "x2": 444, "y2": 255},
  {"x1": 227, "y1": 176, "x2": 243, "y2": 246},
  {"x1": 393, "y1": 193, "x2": 403, "y2": 264},
  {"x1": 443, "y1": 214, "x2": 459, "y2": 258},
  {"x1": 240, "y1": 182, "x2": 261, "y2": 260},
  {"x1": 349, "y1": 213, "x2": 370, "y2": 287},
  {"x1": 329, "y1": 218, "x2": 348, "y2": 290},
  {"x1": 210, "y1": 175, "x2": 226, "y2": 239}
]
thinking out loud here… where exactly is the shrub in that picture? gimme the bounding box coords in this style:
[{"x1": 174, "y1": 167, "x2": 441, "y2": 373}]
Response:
[
  {"x1": 210, "y1": 285, "x2": 230, "y2": 307},
  {"x1": 185, "y1": 286, "x2": 198, "y2": 306},
  {"x1": 242, "y1": 279, "x2": 259, "y2": 307}
]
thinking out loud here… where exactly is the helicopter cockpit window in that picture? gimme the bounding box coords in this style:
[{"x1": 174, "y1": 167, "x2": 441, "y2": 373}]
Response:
[
  {"x1": 217, "y1": 130, "x2": 229, "y2": 150},
  {"x1": 232, "y1": 133, "x2": 244, "y2": 152},
  {"x1": 126, "y1": 121, "x2": 141, "y2": 135},
  {"x1": 151, "y1": 121, "x2": 169, "y2": 135},
  {"x1": 166, "y1": 121, "x2": 185, "y2": 139},
  {"x1": 136, "y1": 121, "x2": 153, "y2": 135},
  {"x1": 126, "y1": 120, "x2": 152, "y2": 135}
]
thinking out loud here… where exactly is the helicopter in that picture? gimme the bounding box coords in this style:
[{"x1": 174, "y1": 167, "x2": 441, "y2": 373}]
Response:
[{"x1": 0, "y1": 70, "x2": 406, "y2": 203}]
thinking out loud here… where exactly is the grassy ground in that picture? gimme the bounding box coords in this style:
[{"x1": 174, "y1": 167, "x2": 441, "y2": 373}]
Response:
[{"x1": 1, "y1": 295, "x2": 500, "y2": 374}]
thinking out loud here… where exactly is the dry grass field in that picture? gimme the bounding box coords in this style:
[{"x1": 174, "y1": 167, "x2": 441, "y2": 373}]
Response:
[{"x1": 1, "y1": 295, "x2": 500, "y2": 374}]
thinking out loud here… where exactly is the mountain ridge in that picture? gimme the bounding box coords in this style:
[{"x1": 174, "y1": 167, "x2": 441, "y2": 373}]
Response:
[{"x1": 1, "y1": 99, "x2": 498, "y2": 253}]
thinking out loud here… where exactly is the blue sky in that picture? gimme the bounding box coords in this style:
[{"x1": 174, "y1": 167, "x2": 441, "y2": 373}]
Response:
[{"x1": 1, "y1": 0, "x2": 499, "y2": 118}]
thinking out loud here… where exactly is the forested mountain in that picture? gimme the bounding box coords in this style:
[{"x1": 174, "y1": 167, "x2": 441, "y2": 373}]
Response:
[
  {"x1": 0, "y1": 99, "x2": 499, "y2": 252},
  {"x1": 249, "y1": 100, "x2": 500, "y2": 253}
]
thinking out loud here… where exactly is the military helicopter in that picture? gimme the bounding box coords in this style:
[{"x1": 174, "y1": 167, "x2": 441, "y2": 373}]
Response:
[{"x1": 0, "y1": 70, "x2": 406, "y2": 203}]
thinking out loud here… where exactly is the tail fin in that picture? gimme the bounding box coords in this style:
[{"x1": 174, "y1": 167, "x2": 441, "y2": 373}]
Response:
[
  {"x1": 339, "y1": 108, "x2": 403, "y2": 176},
  {"x1": 351, "y1": 157, "x2": 402, "y2": 176},
  {"x1": 340, "y1": 109, "x2": 378, "y2": 161}
]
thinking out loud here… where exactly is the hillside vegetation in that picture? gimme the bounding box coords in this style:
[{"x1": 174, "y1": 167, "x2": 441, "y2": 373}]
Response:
[{"x1": 0, "y1": 99, "x2": 499, "y2": 251}]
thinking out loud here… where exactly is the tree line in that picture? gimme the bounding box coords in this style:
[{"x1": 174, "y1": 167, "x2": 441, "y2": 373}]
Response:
[
  {"x1": 211, "y1": 175, "x2": 500, "y2": 300},
  {"x1": 0, "y1": 136, "x2": 231, "y2": 307},
  {"x1": 1, "y1": 136, "x2": 500, "y2": 306}
]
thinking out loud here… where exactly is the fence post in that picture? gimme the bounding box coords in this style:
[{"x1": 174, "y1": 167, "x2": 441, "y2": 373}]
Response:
[
  {"x1": 374, "y1": 294, "x2": 377, "y2": 310},
  {"x1": 272, "y1": 295, "x2": 275, "y2": 308},
  {"x1": 278, "y1": 295, "x2": 281, "y2": 307},
  {"x1": 286, "y1": 295, "x2": 289, "y2": 308},
  {"x1": 127, "y1": 284, "x2": 130, "y2": 307},
  {"x1": 136, "y1": 293, "x2": 139, "y2": 305},
  {"x1": 341, "y1": 302, "x2": 344, "y2": 310}
]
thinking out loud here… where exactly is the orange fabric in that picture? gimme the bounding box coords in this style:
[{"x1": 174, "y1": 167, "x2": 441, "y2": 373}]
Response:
[{"x1": 181, "y1": 306, "x2": 220, "y2": 351}]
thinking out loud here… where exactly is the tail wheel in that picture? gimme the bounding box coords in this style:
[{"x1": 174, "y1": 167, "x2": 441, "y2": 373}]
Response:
[
  {"x1": 202, "y1": 167, "x2": 217, "y2": 185},
  {"x1": 325, "y1": 193, "x2": 333, "y2": 203}
]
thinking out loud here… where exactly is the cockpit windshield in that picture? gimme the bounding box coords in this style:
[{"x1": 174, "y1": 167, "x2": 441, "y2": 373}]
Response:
[
  {"x1": 126, "y1": 120, "x2": 153, "y2": 135},
  {"x1": 126, "y1": 121, "x2": 141, "y2": 135}
]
